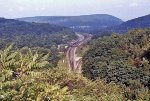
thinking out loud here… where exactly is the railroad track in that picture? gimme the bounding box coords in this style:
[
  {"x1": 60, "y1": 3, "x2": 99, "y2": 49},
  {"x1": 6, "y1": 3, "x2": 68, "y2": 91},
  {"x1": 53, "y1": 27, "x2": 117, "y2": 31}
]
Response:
[{"x1": 66, "y1": 33, "x2": 92, "y2": 72}]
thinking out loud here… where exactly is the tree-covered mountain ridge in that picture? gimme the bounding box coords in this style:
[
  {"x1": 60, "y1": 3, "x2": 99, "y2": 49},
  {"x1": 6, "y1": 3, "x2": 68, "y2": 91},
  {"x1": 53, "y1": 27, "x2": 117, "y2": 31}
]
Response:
[
  {"x1": 110, "y1": 14, "x2": 150, "y2": 32},
  {"x1": 93, "y1": 14, "x2": 150, "y2": 35},
  {"x1": 17, "y1": 14, "x2": 123, "y2": 32}
]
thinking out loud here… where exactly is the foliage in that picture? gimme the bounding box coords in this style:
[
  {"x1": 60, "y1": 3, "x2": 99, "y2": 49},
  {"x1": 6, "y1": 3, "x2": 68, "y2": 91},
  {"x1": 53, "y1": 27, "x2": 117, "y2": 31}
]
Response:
[
  {"x1": 82, "y1": 29, "x2": 150, "y2": 100},
  {"x1": 0, "y1": 45, "x2": 125, "y2": 101}
]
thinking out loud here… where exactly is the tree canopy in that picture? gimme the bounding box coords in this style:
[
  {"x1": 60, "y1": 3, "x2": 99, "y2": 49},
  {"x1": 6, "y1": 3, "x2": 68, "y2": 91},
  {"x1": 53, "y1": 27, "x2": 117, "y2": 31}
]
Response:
[{"x1": 82, "y1": 29, "x2": 150, "y2": 100}]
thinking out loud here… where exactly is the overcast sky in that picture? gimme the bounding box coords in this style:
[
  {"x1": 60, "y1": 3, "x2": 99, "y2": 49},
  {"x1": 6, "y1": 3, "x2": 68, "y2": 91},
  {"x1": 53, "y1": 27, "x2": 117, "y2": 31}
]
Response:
[{"x1": 0, "y1": 0, "x2": 150, "y2": 21}]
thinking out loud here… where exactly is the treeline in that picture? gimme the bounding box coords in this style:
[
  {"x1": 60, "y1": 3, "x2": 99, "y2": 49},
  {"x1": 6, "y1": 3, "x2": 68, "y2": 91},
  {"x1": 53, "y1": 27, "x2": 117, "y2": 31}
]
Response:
[
  {"x1": 82, "y1": 28, "x2": 150, "y2": 100},
  {"x1": 0, "y1": 29, "x2": 75, "y2": 49}
]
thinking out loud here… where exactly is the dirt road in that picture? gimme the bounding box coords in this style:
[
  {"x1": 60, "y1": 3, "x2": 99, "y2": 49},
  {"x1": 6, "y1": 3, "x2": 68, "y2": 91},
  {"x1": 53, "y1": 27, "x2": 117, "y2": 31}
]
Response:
[{"x1": 66, "y1": 33, "x2": 91, "y2": 72}]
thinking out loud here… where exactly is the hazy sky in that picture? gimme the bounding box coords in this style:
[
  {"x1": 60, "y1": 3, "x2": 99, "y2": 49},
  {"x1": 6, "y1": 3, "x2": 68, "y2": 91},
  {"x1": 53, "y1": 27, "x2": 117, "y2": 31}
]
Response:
[{"x1": 0, "y1": 0, "x2": 150, "y2": 21}]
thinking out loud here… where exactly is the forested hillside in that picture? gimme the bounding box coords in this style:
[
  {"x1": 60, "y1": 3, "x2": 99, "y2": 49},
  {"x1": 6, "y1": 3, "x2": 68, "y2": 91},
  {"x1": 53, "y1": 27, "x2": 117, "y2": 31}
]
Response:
[
  {"x1": 92, "y1": 14, "x2": 150, "y2": 35},
  {"x1": 82, "y1": 29, "x2": 150, "y2": 100},
  {"x1": 111, "y1": 14, "x2": 150, "y2": 32},
  {"x1": 0, "y1": 18, "x2": 76, "y2": 49},
  {"x1": 17, "y1": 14, "x2": 123, "y2": 32}
]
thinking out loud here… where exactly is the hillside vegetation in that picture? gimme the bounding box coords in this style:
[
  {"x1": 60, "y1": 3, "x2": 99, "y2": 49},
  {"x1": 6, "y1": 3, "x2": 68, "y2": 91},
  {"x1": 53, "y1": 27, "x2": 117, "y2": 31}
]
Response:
[
  {"x1": 82, "y1": 29, "x2": 150, "y2": 100},
  {"x1": 0, "y1": 18, "x2": 76, "y2": 49},
  {"x1": 1, "y1": 45, "x2": 125, "y2": 101}
]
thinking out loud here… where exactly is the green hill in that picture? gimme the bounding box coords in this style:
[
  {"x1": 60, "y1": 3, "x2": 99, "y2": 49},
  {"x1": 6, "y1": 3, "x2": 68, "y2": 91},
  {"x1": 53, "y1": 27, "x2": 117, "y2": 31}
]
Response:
[{"x1": 110, "y1": 14, "x2": 150, "y2": 32}]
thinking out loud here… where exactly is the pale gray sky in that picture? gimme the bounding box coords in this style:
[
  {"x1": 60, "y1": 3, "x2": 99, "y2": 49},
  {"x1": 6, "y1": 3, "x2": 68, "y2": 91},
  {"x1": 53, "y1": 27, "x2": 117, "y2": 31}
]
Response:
[{"x1": 0, "y1": 0, "x2": 150, "y2": 21}]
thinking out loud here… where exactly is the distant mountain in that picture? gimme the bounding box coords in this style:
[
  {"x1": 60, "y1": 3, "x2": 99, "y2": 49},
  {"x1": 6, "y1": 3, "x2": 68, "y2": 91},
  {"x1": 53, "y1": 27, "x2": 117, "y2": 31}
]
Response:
[
  {"x1": 0, "y1": 18, "x2": 66, "y2": 36},
  {"x1": 17, "y1": 14, "x2": 123, "y2": 32},
  {"x1": 0, "y1": 18, "x2": 76, "y2": 48},
  {"x1": 92, "y1": 14, "x2": 150, "y2": 35},
  {"x1": 110, "y1": 14, "x2": 150, "y2": 33}
]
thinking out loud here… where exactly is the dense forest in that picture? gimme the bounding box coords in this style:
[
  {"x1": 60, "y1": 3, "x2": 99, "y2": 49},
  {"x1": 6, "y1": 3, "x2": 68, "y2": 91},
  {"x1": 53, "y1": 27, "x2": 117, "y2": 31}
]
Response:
[
  {"x1": 0, "y1": 18, "x2": 76, "y2": 49},
  {"x1": 82, "y1": 29, "x2": 150, "y2": 100}
]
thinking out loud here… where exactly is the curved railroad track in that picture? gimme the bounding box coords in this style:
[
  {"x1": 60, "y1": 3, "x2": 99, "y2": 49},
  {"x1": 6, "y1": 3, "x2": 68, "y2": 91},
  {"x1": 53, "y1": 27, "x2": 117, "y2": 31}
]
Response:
[{"x1": 66, "y1": 33, "x2": 92, "y2": 72}]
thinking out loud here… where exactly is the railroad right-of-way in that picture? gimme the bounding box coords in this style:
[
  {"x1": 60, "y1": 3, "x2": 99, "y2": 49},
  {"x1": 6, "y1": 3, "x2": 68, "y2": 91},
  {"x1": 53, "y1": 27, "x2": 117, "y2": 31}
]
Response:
[{"x1": 66, "y1": 33, "x2": 92, "y2": 72}]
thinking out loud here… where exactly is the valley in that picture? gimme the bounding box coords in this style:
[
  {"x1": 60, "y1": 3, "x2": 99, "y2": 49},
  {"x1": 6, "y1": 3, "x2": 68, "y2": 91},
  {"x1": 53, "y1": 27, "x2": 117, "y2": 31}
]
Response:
[
  {"x1": 66, "y1": 33, "x2": 91, "y2": 72},
  {"x1": 0, "y1": 6, "x2": 150, "y2": 100}
]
